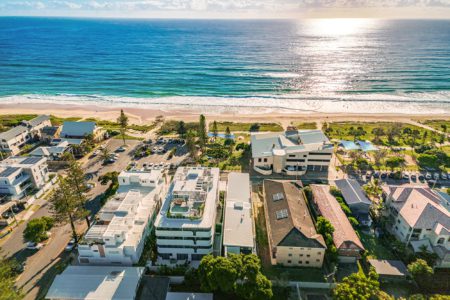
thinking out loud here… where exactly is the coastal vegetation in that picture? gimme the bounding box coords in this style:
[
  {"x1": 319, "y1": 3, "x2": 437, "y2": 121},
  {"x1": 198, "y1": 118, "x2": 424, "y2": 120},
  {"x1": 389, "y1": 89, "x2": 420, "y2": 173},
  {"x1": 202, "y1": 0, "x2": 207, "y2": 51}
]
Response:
[
  {"x1": 419, "y1": 119, "x2": 449, "y2": 132},
  {"x1": 292, "y1": 122, "x2": 317, "y2": 129},
  {"x1": 208, "y1": 121, "x2": 283, "y2": 132}
]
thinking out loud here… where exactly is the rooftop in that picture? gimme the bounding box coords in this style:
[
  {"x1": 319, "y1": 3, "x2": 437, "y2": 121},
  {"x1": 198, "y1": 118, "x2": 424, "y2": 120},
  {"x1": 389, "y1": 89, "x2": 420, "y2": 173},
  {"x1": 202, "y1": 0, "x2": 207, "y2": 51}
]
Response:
[
  {"x1": 83, "y1": 169, "x2": 164, "y2": 248},
  {"x1": 310, "y1": 184, "x2": 364, "y2": 251},
  {"x1": 155, "y1": 167, "x2": 219, "y2": 230},
  {"x1": 22, "y1": 115, "x2": 50, "y2": 127},
  {"x1": 264, "y1": 180, "x2": 326, "y2": 249},
  {"x1": 382, "y1": 185, "x2": 450, "y2": 231},
  {"x1": 335, "y1": 179, "x2": 371, "y2": 207},
  {"x1": 0, "y1": 156, "x2": 46, "y2": 168},
  {"x1": 251, "y1": 130, "x2": 332, "y2": 158},
  {"x1": 0, "y1": 125, "x2": 28, "y2": 141},
  {"x1": 368, "y1": 259, "x2": 408, "y2": 277},
  {"x1": 61, "y1": 121, "x2": 97, "y2": 137},
  {"x1": 46, "y1": 266, "x2": 144, "y2": 300},
  {"x1": 29, "y1": 141, "x2": 69, "y2": 157},
  {"x1": 223, "y1": 173, "x2": 254, "y2": 249}
]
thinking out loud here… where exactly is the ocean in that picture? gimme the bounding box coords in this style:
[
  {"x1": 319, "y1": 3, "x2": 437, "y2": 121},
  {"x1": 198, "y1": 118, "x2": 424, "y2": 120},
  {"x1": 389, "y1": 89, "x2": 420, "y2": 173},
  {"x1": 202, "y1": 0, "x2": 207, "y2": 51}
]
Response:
[{"x1": 0, "y1": 17, "x2": 449, "y2": 114}]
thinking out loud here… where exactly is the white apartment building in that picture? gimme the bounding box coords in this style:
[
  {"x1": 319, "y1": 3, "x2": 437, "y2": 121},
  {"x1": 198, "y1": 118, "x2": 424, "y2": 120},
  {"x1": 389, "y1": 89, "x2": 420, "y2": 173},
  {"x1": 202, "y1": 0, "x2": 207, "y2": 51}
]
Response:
[
  {"x1": 251, "y1": 130, "x2": 333, "y2": 176},
  {"x1": 154, "y1": 167, "x2": 220, "y2": 263},
  {"x1": 0, "y1": 115, "x2": 51, "y2": 155},
  {"x1": 383, "y1": 185, "x2": 450, "y2": 268},
  {"x1": 78, "y1": 169, "x2": 168, "y2": 265},
  {"x1": 0, "y1": 156, "x2": 49, "y2": 200},
  {"x1": 223, "y1": 172, "x2": 255, "y2": 256}
]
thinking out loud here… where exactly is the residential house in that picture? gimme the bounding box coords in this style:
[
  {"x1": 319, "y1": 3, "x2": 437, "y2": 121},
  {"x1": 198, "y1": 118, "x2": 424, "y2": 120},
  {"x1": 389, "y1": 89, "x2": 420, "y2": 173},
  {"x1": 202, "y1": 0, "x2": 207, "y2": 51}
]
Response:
[
  {"x1": 78, "y1": 169, "x2": 168, "y2": 265},
  {"x1": 41, "y1": 126, "x2": 61, "y2": 142},
  {"x1": 335, "y1": 179, "x2": 372, "y2": 226},
  {"x1": 0, "y1": 115, "x2": 51, "y2": 155},
  {"x1": 310, "y1": 184, "x2": 365, "y2": 263},
  {"x1": 154, "y1": 167, "x2": 220, "y2": 264},
  {"x1": 382, "y1": 185, "x2": 450, "y2": 268},
  {"x1": 223, "y1": 172, "x2": 255, "y2": 256},
  {"x1": 0, "y1": 156, "x2": 49, "y2": 200},
  {"x1": 251, "y1": 130, "x2": 333, "y2": 175},
  {"x1": 263, "y1": 180, "x2": 326, "y2": 267},
  {"x1": 60, "y1": 121, "x2": 103, "y2": 141},
  {"x1": 29, "y1": 141, "x2": 70, "y2": 160}
]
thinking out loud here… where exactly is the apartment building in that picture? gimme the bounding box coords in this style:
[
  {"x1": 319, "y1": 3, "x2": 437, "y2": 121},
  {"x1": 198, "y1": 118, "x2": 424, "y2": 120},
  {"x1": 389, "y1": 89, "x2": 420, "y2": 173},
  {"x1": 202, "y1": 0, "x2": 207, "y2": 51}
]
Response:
[
  {"x1": 0, "y1": 115, "x2": 51, "y2": 155},
  {"x1": 60, "y1": 121, "x2": 104, "y2": 141},
  {"x1": 78, "y1": 169, "x2": 168, "y2": 265},
  {"x1": 310, "y1": 184, "x2": 365, "y2": 263},
  {"x1": 154, "y1": 167, "x2": 220, "y2": 263},
  {"x1": 251, "y1": 130, "x2": 333, "y2": 175},
  {"x1": 382, "y1": 185, "x2": 450, "y2": 268},
  {"x1": 223, "y1": 172, "x2": 255, "y2": 256},
  {"x1": 263, "y1": 180, "x2": 326, "y2": 267},
  {"x1": 0, "y1": 156, "x2": 49, "y2": 200}
]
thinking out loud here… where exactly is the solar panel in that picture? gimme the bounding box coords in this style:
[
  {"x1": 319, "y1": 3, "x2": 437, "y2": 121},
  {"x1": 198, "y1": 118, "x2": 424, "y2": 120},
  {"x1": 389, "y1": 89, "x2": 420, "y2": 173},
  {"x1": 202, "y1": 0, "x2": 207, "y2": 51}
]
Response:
[
  {"x1": 275, "y1": 209, "x2": 288, "y2": 220},
  {"x1": 272, "y1": 192, "x2": 284, "y2": 202},
  {"x1": 0, "y1": 167, "x2": 20, "y2": 177},
  {"x1": 21, "y1": 157, "x2": 42, "y2": 165}
]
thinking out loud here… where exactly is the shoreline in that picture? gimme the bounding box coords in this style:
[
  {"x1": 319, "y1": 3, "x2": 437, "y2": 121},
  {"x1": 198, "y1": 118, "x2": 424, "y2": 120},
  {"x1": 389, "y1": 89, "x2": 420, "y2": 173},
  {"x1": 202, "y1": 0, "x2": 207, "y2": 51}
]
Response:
[{"x1": 1, "y1": 102, "x2": 448, "y2": 126}]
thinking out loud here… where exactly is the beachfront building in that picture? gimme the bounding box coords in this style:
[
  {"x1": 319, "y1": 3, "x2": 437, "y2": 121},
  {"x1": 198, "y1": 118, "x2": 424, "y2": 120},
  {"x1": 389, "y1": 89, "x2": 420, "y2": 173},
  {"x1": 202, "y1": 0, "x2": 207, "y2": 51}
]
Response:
[
  {"x1": 382, "y1": 185, "x2": 450, "y2": 268},
  {"x1": 0, "y1": 156, "x2": 49, "y2": 200},
  {"x1": 263, "y1": 180, "x2": 326, "y2": 267},
  {"x1": 223, "y1": 172, "x2": 255, "y2": 256},
  {"x1": 310, "y1": 184, "x2": 365, "y2": 263},
  {"x1": 60, "y1": 121, "x2": 103, "y2": 141},
  {"x1": 0, "y1": 115, "x2": 51, "y2": 155},
  {"x1": 78, "y1": 169, "x2": 168, "y2": 265},
  {"x1": 154, "y1": 167, "x2": 220, "y2": 264},
  {"x1": 251, "y1": 130, "x2": 333, "y2": 176},
  {"x1": 335, "y1": 179, "x2": 372, "y2": 226}
]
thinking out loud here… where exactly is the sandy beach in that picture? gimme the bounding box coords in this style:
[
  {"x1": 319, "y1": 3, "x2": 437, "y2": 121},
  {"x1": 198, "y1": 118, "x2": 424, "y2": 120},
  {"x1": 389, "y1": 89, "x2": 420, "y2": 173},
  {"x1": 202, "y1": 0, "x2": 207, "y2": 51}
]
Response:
[{"x1": 1, "y1": 102, "x2": 448, "y2": 128}]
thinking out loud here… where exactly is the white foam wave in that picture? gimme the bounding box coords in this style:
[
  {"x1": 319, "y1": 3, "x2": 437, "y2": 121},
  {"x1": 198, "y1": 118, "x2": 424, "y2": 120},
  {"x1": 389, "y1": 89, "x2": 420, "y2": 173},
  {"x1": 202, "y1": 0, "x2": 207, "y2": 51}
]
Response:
[
  {"x1": 262, "y1": 72, "x2": 303, "y2": 78},
  {"x1": 0, "y1": 92, "x2": 449, "y2": 115}
]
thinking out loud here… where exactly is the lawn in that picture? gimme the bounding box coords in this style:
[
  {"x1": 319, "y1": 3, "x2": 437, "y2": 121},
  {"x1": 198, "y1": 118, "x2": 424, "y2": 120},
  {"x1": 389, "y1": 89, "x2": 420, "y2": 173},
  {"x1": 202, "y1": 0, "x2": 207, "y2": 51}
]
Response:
[
  {"x1": 292, "y1": 122, "x2": 318, "y2": 130},
  {"x1": 84, "y1": 117, "x2": 156, "y2": 133},
  {"x1": 326, "y1": 121, "x2": 441, "y2": 147},
  {"x1": 210, "y1": 121, "x2": 283, "y2": 132},
  {"x1": 420, "y1": 119, "x2": 450, "y2": 132},
  {"x1": 0, "y1": 114, "x2": 38, "y2": 132},
  {"x1": 358, "y1": 230, "x2": 397, "y2": 260},
  {"x1": 50, "y1": 115, "x2": 82, "y2": 126}
]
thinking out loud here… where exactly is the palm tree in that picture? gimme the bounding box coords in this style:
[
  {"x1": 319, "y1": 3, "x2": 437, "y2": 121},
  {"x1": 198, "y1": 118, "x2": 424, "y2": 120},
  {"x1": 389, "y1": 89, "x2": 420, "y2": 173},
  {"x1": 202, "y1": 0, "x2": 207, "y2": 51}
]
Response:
[
  {"x1": 117, "y1": 109, "x2": 129, "y2": 146},
  {"x1": 99, "y1": 147, "x2": 111, "y2": 162}
]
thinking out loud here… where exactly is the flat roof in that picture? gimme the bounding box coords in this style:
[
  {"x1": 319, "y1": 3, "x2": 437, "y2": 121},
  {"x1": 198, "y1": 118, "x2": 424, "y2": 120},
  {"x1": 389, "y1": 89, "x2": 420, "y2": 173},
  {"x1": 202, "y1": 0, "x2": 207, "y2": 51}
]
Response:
[
  {"x1": 0, "y1": 125, "x2": 28, "y2": 141},
  {"x1": 46, "y1": 266, "x2": 144, "y2": 300},
  {"x1": 155, "y1": 167, "x2": 219, "y2": 230},
  {"x1": 223, "y1": 173, "x2": 254, "y2": 248},
  {"x1": 368, "y1": 259, "x2": 408, "y2": 277},
  {"x1": 165, "y1": 293, "x2": 213, "y2": 300}
]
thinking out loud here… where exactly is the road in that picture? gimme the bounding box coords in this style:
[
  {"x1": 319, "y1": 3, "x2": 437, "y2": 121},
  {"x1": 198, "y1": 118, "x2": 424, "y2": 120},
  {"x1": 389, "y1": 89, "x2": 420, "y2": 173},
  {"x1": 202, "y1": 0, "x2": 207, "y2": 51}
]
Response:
[{"x1": 0, "y1": 137, "x2": 142, "y2": 299}]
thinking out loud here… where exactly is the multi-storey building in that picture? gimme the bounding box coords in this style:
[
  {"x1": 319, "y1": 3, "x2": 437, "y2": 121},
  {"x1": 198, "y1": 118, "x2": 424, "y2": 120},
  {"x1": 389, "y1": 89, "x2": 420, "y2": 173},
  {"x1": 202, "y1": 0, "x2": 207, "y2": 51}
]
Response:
[
  {"x1": 223, "y1": 172, "x2": 255, "y2": 256},
  {"x1": 263, "y1": 180, "x2": 326, "y2": 267},
  {"x1": 0, "y1": 115, "x2": 51, "y2": 155},
  {"x1": 382, "y1": 185, "x2": 450, "y2": 268},
  {"x1": 251, "y1": 130, "x2": 333, "y2": 175},
  {"x1": 154, "y1": 167, "x2": 220, "y2": 264},
  {"x1": 0, "y1": 156, "x2": 49, "y2": 200},
  {"x1": 78, "y1": 169, "x2": 168, "y2": 265}
]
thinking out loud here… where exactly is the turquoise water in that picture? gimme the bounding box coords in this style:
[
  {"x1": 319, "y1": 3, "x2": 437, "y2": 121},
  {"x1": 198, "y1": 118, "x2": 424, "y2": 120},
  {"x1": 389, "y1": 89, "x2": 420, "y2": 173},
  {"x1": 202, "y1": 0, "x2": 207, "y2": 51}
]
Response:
[{"x1": 0, "y1": 17, "x2": 449, "y2": 113}]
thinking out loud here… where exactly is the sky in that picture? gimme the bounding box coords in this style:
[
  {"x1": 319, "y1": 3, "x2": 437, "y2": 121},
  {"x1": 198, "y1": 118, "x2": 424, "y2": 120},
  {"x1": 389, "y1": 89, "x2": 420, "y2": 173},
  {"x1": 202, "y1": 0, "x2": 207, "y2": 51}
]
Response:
[{"x1": 1, "y1": 0, "x2": 450, "y2": 19}]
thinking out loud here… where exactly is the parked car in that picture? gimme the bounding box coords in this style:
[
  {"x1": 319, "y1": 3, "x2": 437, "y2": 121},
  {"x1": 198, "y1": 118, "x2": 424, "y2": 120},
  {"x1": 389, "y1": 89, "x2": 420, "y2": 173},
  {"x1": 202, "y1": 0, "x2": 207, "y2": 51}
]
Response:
[
  {"x1": 418, "y1": 174, "x2": 425, "y2": 182},
  {"x1": 411, "y1": 173, "x2": 417, "y2": 181},
  {"x1": 425, "y1": 173, "x2": 432, "y2": 180},
  {"x1": 26, "y1": 242, "x2": 43, "y2": 250},
  {"x1": 373, "y1": 172, "x2": 380, "y2": 179},
  {"x1": 65, "y1": 239, "x2": 76, "y2": 251},
  {"x1": 402, "y1": 172, "x2": 410, "y2": 180},
  {"x1": 380, "y1": 173, "x2": 387, "y2": 180},
  {"x1": 433, "y1": 173, "x2": 440, "y2": 180},
  {"x1": 441, "y1": 173, "x2": 448, "y2": 180}
]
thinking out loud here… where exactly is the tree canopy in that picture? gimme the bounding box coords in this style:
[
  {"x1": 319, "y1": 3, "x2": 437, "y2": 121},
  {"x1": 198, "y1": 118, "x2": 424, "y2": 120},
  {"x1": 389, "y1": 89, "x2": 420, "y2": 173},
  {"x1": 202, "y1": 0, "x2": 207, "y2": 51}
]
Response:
[
  {"x1": 0, "y1": 249, "x2": 23, "y2": 300},
  {"x1": 23, "y1": 216, "x2": 54, "y2": 243},
  {"x1": 117, "y1": 109, "x2": 129, "y2": 145},
  {"x1": 333, "y1": 268, "x2": 380, "y2": 300}
]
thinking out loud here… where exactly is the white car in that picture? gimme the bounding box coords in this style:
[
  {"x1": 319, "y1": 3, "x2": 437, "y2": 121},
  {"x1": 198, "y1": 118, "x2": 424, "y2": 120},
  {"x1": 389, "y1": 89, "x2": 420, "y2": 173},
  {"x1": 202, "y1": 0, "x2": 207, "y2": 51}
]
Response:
[
  {"x1": 26, "y1": 242, "x2": 43, "y2": 250},
  {"x1": 65, "y1": 239, "x2": 76, "y2": 251}
]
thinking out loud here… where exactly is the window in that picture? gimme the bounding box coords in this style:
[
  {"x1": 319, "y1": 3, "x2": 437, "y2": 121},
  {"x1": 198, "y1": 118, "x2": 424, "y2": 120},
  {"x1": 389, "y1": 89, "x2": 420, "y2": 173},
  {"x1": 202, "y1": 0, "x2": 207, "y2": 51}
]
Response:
[
  {"x1": 275, "y1": 209, "x2": 288, "y2": 220},
  {"x1": 299, "y1": 254, "x2": 303, "y2": 257},
  {"x1": 263, "y1": 158, "x2": 268, "y2": 162},
  {"x1": 258, "y1": 158, "x2": 262, "y2": 162},
  {"x1": 289, "y1": 155, "x2": 295, "y2": 158},
  {"x1": 317, "y1": 252, "x2": 321, "y2": 255},
  {"x1": 298, "y1": 261, "x2": 302, "y2": 264},
  {"x1": 287, "y1": 260, "x2": 292, "y2": 263},
  {"x1": 272, "y1": 192, "x2": 284, "y2": 202},
  {"x1": 437, "y1": 238, "x2": 445, "y2": 244},
  {"x1": 316, "y1": 259, "x2": 320, "y2": 262},
  {"x1": 288, "y1": 253, "x2": 292, "y2": 257},
  {"x1": 305, "y1": 261, "x2": 310, "y2": 264},
  {"x1": 307, "y1": 254, "x2": 310, "y2": 257}
]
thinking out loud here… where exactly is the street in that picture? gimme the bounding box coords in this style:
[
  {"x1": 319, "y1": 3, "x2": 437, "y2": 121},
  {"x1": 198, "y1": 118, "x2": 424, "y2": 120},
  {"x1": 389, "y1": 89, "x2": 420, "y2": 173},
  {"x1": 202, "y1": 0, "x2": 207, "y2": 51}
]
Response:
[{"x1": 0, "y1": 137, "x2": 142, "y2": 299}]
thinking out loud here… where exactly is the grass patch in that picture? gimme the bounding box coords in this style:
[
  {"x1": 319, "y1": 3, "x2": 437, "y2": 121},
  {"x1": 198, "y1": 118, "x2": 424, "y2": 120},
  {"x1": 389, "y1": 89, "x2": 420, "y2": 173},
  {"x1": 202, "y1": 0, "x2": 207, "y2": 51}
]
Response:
[
  {"x1": 326, "y1": 121, "x2": 441, "y2": 147},
  {"x1": 84, "y1": 117, "x2": 156, "y2": 133},
  {"x1": 112, "y1": 134, "x2": 144, "y2": 141},
  {"x1": 293, "y1": 122, "x2": 317, "y2": 130},
  {"x1": 210, "y1": 121, "x2": 283, "y2": 132},
  {"x1": 49, "y1": 115, "x2": 82, "y2": 126},
  {"x1": 420, "y1": 119, "x2": 450, "y2": 132},
  {"x1": 358, "y1": 230, "x2": 397, "y2": 259},
  {"x1": 158, "y1": 120, "x2": 199, "y2": 135},
  {"x1": 0, "y1": 114, "x2": 38, "y2": 132}
]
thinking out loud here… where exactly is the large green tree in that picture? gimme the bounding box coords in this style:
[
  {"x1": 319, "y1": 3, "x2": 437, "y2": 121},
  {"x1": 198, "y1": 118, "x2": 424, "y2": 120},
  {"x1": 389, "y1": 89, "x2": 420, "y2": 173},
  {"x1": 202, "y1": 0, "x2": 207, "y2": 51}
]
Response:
[
  {"x1": 117, "y1": 109, "x2": 129, "y2": 145},
  {"x1": 333, "y1": 269, "x2": 380, "y2": 300},
  {"x1": 48, "y1": 176, "x2": 87, "y2": 243},
  {"x1": 408, "y1": 259, "x2": 433, "y2": 290},
  {"x1": 0, "y1": 249, "x2": 23, "y2": 300},
  {"x1": 66, "y1": 156, "x2": 91, "y2": 227},
  {"x1": 211, "y1": 120, "x2": 218, "y2": 139},
  {"x1": 198, "y1": 114, "x2": 207, "y2": 150},
  {"x1": 177, "y1": 121, "x2": 187, "y2": 137},
  {"x1": 185, "y1": 130, "x2": 197, "y2": 159},
  {"x1": 23, "y1": 216, "x2": 54, "y2": 243}
]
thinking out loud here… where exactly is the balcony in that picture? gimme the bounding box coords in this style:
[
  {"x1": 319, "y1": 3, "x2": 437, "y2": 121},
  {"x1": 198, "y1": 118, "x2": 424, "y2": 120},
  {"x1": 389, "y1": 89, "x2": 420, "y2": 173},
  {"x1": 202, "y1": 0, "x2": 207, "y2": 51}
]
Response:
[{"x1": 253, "y1": 165, "x2": 272, "y2": 175}]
